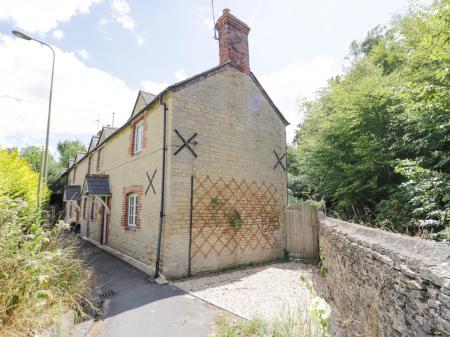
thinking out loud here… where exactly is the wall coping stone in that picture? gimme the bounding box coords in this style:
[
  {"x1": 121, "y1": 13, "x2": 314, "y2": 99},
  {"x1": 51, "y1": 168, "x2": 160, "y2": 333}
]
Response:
[{"x1": 319, "y1": 215, "x2": 450, "y2": 289}]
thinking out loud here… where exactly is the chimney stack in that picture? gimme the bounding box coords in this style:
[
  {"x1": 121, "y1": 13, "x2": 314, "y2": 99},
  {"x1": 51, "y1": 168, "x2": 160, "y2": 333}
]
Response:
[{"x1": 215, "y1": 9, "x2": 251, "y2": 75}]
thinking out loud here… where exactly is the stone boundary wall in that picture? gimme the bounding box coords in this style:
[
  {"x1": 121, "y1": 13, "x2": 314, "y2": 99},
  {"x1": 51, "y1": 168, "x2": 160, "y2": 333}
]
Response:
[{"x1": 319, "y1": 215, "x2": 450, "y2": 337}]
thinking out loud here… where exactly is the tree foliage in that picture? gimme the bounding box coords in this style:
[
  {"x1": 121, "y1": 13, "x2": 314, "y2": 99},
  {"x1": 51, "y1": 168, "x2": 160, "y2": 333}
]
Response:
[
  {"x1": 20, "y1": 146, "x2": 61, "y2": 190},
  {"x1": 57, "y1": 140, "x2": 86, "y2": 168},
  {"x1": 290, "y1": 1, "x2": 449, "y2": 240},
  {"x1": 19, "y1": 140, "x2": 86, "y2": 195},
  {"x1": 0, "y1": 149, "x2": 48, "y2": 215}
]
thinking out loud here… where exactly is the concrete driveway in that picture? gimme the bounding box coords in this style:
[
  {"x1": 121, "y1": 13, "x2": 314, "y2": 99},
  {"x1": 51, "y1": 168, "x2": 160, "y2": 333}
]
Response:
[{"x1": 79, "y1": 242, "x2": 223, "y2": 337}]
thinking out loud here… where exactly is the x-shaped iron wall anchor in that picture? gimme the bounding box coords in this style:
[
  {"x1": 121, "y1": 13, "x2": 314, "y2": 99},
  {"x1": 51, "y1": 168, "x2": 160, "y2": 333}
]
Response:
[
  {"x1": 273, "y1": 150, "x2": 286, "y2": 171},
  {"x1": 145, "y1": 169, "x2": 157, "y2": 195},
  {"x1": 174, "y1": 129, "x2": 198, "y2": 158}
]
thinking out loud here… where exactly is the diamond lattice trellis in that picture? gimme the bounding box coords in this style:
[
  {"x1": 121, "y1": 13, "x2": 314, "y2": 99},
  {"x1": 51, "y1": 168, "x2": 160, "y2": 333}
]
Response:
[{"x1": 191, "y1": 176, "x2": 281, "y2": 264}]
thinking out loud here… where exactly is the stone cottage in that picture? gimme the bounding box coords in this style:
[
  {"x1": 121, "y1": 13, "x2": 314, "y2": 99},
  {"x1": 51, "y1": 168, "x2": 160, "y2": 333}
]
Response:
[{"x1": 63, "y1": 9, "x2": 288, "y2": 280}]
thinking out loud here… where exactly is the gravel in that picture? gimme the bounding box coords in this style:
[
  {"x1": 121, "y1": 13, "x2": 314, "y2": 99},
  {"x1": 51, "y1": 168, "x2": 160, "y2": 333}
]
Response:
[{"x1": 174, "y1": 261, "x2": 321, "y2": 320}]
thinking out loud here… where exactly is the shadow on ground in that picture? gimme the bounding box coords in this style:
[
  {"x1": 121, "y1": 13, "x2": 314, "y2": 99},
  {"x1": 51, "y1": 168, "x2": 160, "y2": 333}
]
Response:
[{"x1": 77, "y1": 241, "x2": 226, "y2": 337}]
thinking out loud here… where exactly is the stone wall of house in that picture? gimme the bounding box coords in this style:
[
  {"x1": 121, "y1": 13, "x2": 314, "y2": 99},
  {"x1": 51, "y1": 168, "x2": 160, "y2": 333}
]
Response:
[
  {"x1": 94, "y1": 101, "x2": 166, "y2": 266},
  {"x1": 162, "y1": 66, "x2": 288, "y2": 279},
  {"x1": 319, "y1": 216, "x2": 450, "y2": 337},
  {"x1": 66, "y1": 99, "x2": 167, "y2": 267}
]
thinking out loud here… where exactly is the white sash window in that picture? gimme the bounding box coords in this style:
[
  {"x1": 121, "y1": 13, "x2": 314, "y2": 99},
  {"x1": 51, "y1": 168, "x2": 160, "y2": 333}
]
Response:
[
  {"x1": 128, "y1": 193, "x2": 137, "y2": 226},
  {"x1": 134, "y1": 122, "x2": 144, "y2": 153}
]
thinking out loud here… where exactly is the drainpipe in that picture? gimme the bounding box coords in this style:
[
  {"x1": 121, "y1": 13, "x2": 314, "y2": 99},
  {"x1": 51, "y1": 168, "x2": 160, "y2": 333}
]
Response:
[{"x1": 154, "y1": 95, "x2": 168, "y2": 279}]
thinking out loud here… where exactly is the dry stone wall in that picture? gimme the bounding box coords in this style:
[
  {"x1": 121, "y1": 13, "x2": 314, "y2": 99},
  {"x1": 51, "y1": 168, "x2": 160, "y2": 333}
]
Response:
[{"x1": 319, "y1": 216, "x2": 450, "y2": 337}]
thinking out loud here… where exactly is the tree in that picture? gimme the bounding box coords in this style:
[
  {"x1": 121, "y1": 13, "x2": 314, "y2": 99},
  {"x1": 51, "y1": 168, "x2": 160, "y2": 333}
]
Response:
[
  {"x1": 57, "y1": 140, "x2": 86, "y2": 168},
  {"x1": 20, "y1": 146, "x2": 62, "y2": 191},
  {"x1": 20, "y1": 146, "x2": 43, "y2": 172},
  {"x1": 291, "y1": 1, "x2": 449, "y2": 239}
]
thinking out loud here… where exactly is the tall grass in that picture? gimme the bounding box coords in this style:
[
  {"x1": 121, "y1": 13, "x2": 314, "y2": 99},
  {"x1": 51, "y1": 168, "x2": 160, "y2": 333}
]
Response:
[{"x1": 0, "y1": 198, "x2": 91, "y2": 337}]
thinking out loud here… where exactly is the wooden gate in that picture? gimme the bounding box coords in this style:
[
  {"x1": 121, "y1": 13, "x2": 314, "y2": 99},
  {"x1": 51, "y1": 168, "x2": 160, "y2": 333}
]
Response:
[{"x1": 286, "y1": 204, "x2": 319, "y2": 261}]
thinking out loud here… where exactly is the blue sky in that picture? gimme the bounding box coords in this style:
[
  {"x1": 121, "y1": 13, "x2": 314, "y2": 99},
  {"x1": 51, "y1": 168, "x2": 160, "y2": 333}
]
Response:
[{"x1": 0, "y1": 0, "x2": 426, "y2": 154}]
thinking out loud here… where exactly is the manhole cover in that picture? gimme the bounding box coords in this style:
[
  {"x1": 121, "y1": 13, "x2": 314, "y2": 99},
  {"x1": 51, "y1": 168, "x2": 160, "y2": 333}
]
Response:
[{"x1": 98, "y1": 290, "x2": 117, "y2": 299}]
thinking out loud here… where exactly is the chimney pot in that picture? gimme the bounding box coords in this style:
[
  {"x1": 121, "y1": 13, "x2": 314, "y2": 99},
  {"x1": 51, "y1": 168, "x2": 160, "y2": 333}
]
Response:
[{"x1": 215, "y1": 9, "x2": 251, "y2": 75}]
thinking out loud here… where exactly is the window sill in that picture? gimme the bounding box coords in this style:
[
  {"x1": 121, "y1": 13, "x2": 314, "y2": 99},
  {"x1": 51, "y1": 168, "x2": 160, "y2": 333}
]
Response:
[{"x1": 124, "y1": 226, "x2": 139, "y2": 231}]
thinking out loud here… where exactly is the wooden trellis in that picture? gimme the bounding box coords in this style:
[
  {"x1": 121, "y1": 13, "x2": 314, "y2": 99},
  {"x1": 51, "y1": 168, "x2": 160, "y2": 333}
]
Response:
[{"x1": 190, "y1": 175, "x2": 281, "y2": 267}]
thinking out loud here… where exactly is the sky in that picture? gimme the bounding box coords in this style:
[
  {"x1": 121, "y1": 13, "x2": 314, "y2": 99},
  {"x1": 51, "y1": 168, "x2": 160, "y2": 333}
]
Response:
[{"x1": 0, "y1": 0, "x2": 425, "y2": 155}]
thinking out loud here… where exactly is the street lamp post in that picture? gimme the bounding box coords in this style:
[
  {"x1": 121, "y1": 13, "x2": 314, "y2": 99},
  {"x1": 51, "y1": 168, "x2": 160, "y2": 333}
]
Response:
[{"x1": 12, "y1": 30, "x2": 55, "y2": 210}]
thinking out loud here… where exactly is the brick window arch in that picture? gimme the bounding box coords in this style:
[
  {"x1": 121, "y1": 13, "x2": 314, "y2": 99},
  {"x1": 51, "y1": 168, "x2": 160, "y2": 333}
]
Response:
[
  {"x1": 128, "y1": 113, "x2": 148, "y2": 156},
  {"x1": 121, "y1": 185, "x2": 143, "y2": 231}
]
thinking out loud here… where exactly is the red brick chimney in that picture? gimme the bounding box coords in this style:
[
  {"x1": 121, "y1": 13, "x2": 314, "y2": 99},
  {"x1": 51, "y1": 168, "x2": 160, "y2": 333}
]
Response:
[{"x1": 215, "y1": 9, "x2": 251, "y2": 75}]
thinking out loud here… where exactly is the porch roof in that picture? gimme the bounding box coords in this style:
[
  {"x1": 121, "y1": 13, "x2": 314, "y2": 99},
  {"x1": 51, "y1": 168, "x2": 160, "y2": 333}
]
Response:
[
  {"x1": 83, "y1": 175, "x2": 112, "y2": 196},
  {"x1": 63, "y1": 185, "x2": 82, "y2": 201}
]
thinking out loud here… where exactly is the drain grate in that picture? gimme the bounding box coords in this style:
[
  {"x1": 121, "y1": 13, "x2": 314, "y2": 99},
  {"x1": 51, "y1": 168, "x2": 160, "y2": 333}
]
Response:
[{"x1": 98, "y1": 290, "x2": 117, "y2": 299}]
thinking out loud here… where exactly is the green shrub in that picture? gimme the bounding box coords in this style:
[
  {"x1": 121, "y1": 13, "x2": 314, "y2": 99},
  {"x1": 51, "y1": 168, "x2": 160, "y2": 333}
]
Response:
[
  {"x1": 0, "y1": 198, "x2": 91, "y2": 337},
  {"x1": 0, "y1": 149, "x2": 91, "y2": 336},
  {"x1": 0, "y1": 149, "x2": 49, "y2": 216},
  {"x1": 290, "y1": 1, "x2": 450, "y2": 239}
]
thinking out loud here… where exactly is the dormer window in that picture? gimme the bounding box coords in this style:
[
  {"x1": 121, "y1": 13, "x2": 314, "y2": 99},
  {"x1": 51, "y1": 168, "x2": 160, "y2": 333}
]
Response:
[{"x1": 134, "y1": 122, "x2": 144, "y2": 153}]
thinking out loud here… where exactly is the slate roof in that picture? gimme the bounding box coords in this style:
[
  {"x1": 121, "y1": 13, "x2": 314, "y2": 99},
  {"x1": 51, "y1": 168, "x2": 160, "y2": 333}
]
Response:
[
  {"x1": 75, "y1": 152, "x2": 86, "y2": 163},
  {"x1": 98, "y1": 126, "x2": 118, "y2": 145},
  {"x1": 84, "y1": 175, "x2": 111, "y2": 196},
  {"x1": 63, "y1": 185, "x2": 82, "y2": 201},
  {"x1": 88, "y1": 136, "x2": 100, "y2": 152},
  {"x1": 141, "y1": 91, "x2": 155, "y2": 104},
  {"x1": 129, "y1": 90, "x2": 156, "y2": 120}
]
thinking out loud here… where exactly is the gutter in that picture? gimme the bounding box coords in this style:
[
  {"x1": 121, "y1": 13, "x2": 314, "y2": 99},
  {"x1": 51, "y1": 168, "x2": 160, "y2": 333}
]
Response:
[{"x1": 154, "y1": 94, "x2": 168, "y2": 279}]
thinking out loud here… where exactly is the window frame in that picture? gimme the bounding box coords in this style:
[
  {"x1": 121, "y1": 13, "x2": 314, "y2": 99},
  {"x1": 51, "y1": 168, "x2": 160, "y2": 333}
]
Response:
[
  {"x1": 96, "y1": 148, "x2": 102, "y2": 171},
  {"x1": 127, "y1": 193, "x2": 137, "y2": 227},
  {"x1": 91, "y1": 199, "x2": 97, "y2": 219},
  {"x1": 88, "y1": 155, "x2": 92, "y2": 174},
  {"x1": 134, "y1": 122, "x2": 144, "y2": 154},
  {"x1": 82, "y1": 198, "x2": 87, "y2": 219}
]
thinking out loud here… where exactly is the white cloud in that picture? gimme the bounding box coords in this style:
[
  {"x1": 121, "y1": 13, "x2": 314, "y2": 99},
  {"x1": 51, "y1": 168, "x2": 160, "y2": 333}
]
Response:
[
  {"x1": 135, "y1": 33, "x2": 144, "y2": 46},
  {"x1": 140, "y1": 70, "x2": 188, "y2": 96},
  {"x1": 0, "y1": 0, "x2": 101, "y2": 34},
  {"x1": 0, "y1": 34, "x2": 136, "y2": 153},
  {"x1": 174, "y1": 69, "x2": 187, "y2": 82},
  {"x1": 107, "y1": 0, "x2": 145, "y2": 46},
  {"x1": 97, "y1": 17, "x2": 112, "y2": 41},
  {"x1": 76, "y1": 49, "x2": 91, "y2": 62},
  {"x1": 51, "y1": 29, "x2": 64, "y2": 40},
  {"x1": 259, "y1": 57, "x2": 342, "y2": 142},
  {"x1": 140, "y1": 80, "x2": 168, "y2": 95},
  {"x1": 111, "y1": 0, "x2": 134, "y2": 31}
]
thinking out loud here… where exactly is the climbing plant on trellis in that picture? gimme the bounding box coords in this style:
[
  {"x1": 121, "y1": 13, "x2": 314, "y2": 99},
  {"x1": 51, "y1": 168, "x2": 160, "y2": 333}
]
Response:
[{"x1": 191, "y1": 175, "x2": 281, "y2": 266}]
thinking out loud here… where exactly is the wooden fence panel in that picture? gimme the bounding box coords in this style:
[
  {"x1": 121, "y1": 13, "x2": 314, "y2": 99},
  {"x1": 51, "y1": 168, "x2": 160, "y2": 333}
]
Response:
[{"x1": 286, "y1": 204, "x2": 319, "y2": 261}]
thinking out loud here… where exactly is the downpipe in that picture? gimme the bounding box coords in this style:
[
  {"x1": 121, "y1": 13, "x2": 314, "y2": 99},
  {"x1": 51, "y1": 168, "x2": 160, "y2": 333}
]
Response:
[{"x1": 154, "y1": 95, "x2": 168, "y2": 281}]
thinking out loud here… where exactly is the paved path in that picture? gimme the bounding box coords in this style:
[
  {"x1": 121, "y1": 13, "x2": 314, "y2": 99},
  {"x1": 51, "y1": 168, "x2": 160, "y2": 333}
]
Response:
[{"x1": 80, "y1": 242, "x2": 222, "y2": 337}]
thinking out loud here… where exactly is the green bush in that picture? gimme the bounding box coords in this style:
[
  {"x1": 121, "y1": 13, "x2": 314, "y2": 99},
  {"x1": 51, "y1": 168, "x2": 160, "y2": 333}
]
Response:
[
  {"x1": 0, "y1": 149, "x2": 48, "y2": 216},
  {"x1": 290, "y1": 1, "x2": 450, "y2": 239},
  {"x1": 0, "y1": 198, "x2": 91, "y2": 337},
  {"x1": 0, "y1": 149, "x2": 91, "y2": 336}
]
